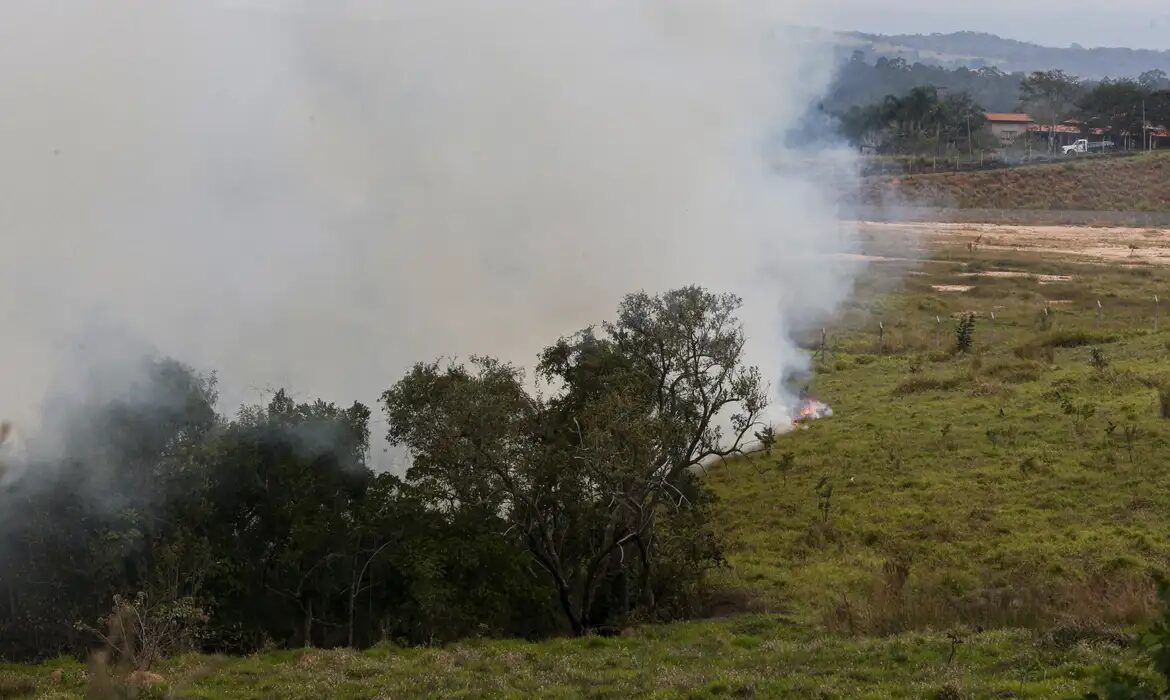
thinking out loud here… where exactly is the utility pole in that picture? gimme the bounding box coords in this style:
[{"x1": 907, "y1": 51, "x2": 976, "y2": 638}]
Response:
[
  {"x1": 1144, "y1": 100, "x2": 1150, "y2": 152},
  {"x1": 967, "y1": 114, "x2": 974, "y2": 161}
]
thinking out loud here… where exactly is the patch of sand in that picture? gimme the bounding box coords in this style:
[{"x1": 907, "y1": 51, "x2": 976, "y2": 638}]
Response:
[
  {"x1": 854, "y1": 220, "x2": 1170, "y2": 266},
  {"x1": 958, "y1": 271, "x2": 1073, "y2": 283},
  {"x1": 932, "y1": 285, "x2": 973, "y2": 293}
]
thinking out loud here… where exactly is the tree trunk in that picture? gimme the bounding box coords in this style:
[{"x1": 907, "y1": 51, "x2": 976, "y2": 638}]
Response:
[
  {"x1": 348, "y1": 586, "x2": 357, "y2": 648},
  {"x1": 304, "y1": 598, "x2": 313, "y2": 648},
  {"x1": 557, "y1": 583, "x2": 584, "y2": 635},
  {"x1": 635, "y1": 537, "x2": 656, "y2": 610}
]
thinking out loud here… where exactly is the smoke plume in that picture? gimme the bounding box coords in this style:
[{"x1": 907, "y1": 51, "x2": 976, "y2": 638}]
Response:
[{"x1": 0, "y1": 1, "x2": 859, "y2": 473}]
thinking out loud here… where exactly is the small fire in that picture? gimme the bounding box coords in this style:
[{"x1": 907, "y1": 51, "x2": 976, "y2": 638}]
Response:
[{"x1": 792, "y1": 398, "x2": 832, "y2": 428}]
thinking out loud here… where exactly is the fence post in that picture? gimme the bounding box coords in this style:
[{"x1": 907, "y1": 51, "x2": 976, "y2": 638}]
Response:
[
  {"x1": 935, "y1": 316, "x2": 942, "y2": 348},
  {"x1": 1156, "y1": 295, "x2": 1161, "y2": 332},
  {"x1": 989, "y1": 311, "x2": 996, "y2": 345},
  {"x1": 1097, "y1": 299, "x2": 1103, "y2": 324},
  {"x1": 820, "y1": 327, "x2": 827, "y2": 360},
  {"x1": 878, "y1": 322, "x2": 885, "y2": 355}
]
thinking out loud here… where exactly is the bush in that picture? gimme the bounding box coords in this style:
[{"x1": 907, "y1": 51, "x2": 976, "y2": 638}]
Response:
[
  {"x1": 1090, "y1": 347, "x2": 1110, "y2": 371},
  {"x1": 78, "y1": 593, "x2": 208, "y2": 672},
  {"x1": 955, "y1": 313, "x2": 976, "y2": 353}
]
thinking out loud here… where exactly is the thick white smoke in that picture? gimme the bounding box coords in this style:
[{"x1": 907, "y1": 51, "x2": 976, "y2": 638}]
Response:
[{"x1": 0, "y1": 1, "x2": 859, "y2": 472}]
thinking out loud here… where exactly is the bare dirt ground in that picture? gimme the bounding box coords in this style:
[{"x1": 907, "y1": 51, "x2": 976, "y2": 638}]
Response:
[{"x1": 853, "y1": 220, "x2": 1170, "y2": 266}]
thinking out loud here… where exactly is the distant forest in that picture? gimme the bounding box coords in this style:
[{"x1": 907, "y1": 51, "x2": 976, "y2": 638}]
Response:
[
  {"x1": 824, "y1": 51, "x2": 1170, "y2": 119},
  {"x1": 824, "y1": 53, "x2": 1025, "y2": 114},
  {"x1": 833, "y1": 31, "x2": 1170, "y2": 80}
]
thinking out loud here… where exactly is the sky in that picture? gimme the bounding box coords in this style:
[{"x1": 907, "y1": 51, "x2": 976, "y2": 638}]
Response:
[{"x1": 825, "y1": 0, "x2": 1170, "y2": 51}]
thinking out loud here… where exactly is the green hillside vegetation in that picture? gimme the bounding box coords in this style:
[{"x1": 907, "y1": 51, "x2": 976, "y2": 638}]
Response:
[
  {"x1": 8, "y1": 235, "x2": 1170, "y2": 697},
  {"x1": 834, "y1": 31, "x2": 1170, "y2": 80},
  {"x1": 863, "y1": 150, "x2": 1170, "y2": 211},
  {"x1": 0, "y1": 624, "x2": 1148, "y2": 699}
]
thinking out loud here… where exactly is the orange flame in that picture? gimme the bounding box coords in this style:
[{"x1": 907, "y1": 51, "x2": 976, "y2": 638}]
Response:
[{"x1": 792, "y1": 399, "x2": 832, "y2": 426}]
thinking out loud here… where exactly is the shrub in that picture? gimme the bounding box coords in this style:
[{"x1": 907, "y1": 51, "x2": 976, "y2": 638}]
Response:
[
  {"x1": 955, "y1": 313, "x2": 976, "y2": 353},
  {"x1": 986, "y1": 424, "x2": 1020, "y2": 448},
  {"x1": 1089, "y1": 347, "x2": 1110, "y2": 371},
  {"x1": 78, "y1": 593, "x2": 209, "y2": 673},
  {"x1": 1037, "y1": 307, "x2": 1053, "y2": 330}
]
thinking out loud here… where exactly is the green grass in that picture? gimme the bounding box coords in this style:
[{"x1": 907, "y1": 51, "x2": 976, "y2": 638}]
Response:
[
  {"x1": 7, "y1": 241, "x2": 1170, "y2": 698},
  {"x1": 0, "y1": 622, "x2": 1150, "y2": 699},
  {"x1": 719, "y1": 246, "x2": 1170, "y2": 634}
]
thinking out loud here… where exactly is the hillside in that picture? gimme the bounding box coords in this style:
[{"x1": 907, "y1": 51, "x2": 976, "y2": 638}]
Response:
[
  {"x1": 8, "y1": 223, "x2": 1170, "y2": 697},
  {"x1": 861, "y1": 151, "x2": 1170, "y2": 212},
  {"x1": 835, "y1": 30, "x2": 1170, "y2": 79}
]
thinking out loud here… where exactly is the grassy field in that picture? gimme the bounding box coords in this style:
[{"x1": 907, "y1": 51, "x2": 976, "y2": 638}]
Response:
[
  {"x1": 6, "y1": 228, "x2": 1170, "y2": 698},
  {"x1": 0, "y1": 624, "x2": 1149, "y2": 699},
  {"x1": 862, "y1": 151, "x2": 1170, "y2": 211}
]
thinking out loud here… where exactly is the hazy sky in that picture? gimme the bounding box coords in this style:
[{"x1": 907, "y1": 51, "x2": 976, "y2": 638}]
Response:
[{"x1": 826, "y1": 0, "x2": 1170, "y2": 51}]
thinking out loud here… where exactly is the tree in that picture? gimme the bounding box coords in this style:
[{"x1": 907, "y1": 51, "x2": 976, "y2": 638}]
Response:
[
  {"x1": 1140, "y1": 69, "x2": 1170, "y2": 91},
  {"x1": 1020, "y1": 70, "x2": 1082, "y2": 153},
  {"x1": 838, "y1": 103, "x2": 887, "y2": 151},
  {"x1": 1148, "y1": 91, "x2": 1170, "y2": 135},
  {"x1": 383, "y1": 287, "x2": 767, "y2": 634},
  {"x1": 1078, "y1": 79, "x2": 1149, "y2": 149}
]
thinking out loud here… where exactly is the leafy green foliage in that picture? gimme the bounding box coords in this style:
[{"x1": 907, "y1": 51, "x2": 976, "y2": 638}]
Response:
[
  {"x1": 835, "y1": 84, "x2": 989, "y2": 155},
  {"x1": 1020, "y1": 69, "x2": 1082, "y2": 141},
  {"x1": 382, "y1": 286, "x2": 765, "y2": 635},
  {"x1": 955, "y1": 313, "x2": 976, "y2": 353},
  {"x1": 0, "y1": 288, "x2": 765, "y2": 658},
  {"x1": 0, "y1": 360, "x2": 553, "y2": 658}
]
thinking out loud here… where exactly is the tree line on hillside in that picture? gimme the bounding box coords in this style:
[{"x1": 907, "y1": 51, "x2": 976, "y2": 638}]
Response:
[
  {"x1": 0, "y1": 286, "x2": 770, "y2": 661},
  {"x1": 834, "y1": 64, "x2": 1170, "y2": 156},
  {"x1": 826, "y1": 54, "x2": 1029, "y2": 114},
  {"x1": 836, "y1": 85, "x2": 992, "y2": 157},
  {"x1": 838, "y1": 31, "x2": 1170, "y2": 80}
]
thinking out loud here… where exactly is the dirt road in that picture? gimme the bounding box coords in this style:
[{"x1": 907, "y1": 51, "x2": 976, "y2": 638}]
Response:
[{"x1": 853, "y1": 220, "x2": 1170, "y2": 266}]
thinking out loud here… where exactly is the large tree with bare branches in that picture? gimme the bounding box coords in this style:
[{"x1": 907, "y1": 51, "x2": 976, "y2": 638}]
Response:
[{"x1": 382, "y1": 286, "x2": 769, "y2": 634}]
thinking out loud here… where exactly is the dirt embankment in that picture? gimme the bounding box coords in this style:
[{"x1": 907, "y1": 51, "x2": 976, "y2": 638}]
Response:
[{"x1": 858, "y1": 151, "x2": 1170, "y2": 219}]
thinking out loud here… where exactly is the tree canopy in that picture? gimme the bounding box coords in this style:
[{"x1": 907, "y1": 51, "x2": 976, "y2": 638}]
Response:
[{"x1": 0, "y1": 286, "x2": 761, "y2": 660}]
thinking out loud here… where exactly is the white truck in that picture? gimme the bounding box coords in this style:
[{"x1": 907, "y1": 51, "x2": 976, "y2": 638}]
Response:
[{"x1": 1062, "y1": 138, "x2": 1114, "y2": 155}]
